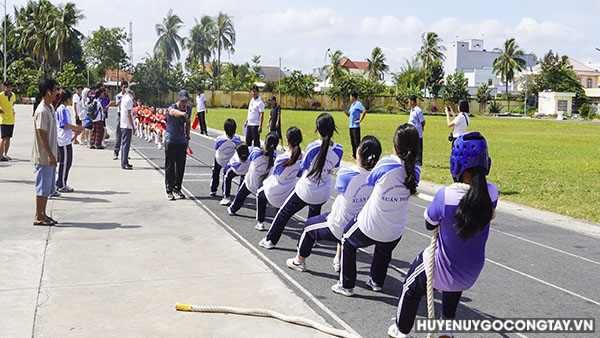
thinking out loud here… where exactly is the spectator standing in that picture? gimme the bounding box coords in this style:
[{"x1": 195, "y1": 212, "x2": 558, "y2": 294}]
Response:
[
  {"x1": 195, "y1": 88, "x2": 208, "y2": 135},
  {"x1": 55, "y1": 89, "x2": 84, "y2": 192},
  {"x1": 90, "y1": 87, "x2": 106, "y2": 149},
  {"x1": 79, "y1": 85, "x2": 92, "y2": 145},
  {"x1": 113, "y1": 81, "x2": 129, "y2": 160},
  {"x1": 119, "y1": 89, "x2": 135, "y2": 170},
  {"x1": 343, "y1": 91, "x2": 367, "y2": 159},
  {"x1": 244, "y1": 85, "x2": 264, "y2": 147},
  {"x1": 72, "y1": 85, "x2": 83, "y2": 145},
  {"x1": 164, "y1": 90, "x2": 192, "y2": 200},
  {"x1": 407, "y1": 95, "x2": 425, "y2": 165},
  {"x1": 446, "y1": 99, "x2": 470, "y2": 144},
  {"x1": 267, "y1": 96, "x2": 283, "y2": 150},
  {"x1": 0, "y1": 80, "x2": 16, "y2": 161},
  {"x1": 32, "y1": 78, "x2": 59, "y2": 226}
]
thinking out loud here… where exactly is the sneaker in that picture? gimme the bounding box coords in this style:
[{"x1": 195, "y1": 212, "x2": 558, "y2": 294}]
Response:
[
  {"x1": 113, "y1": 153, "x2": 119, "y2": 160},
  {"x1": 157, "y1": 143, "x2": 162, "y2": 149},
  {"x1": 333, "y1": 257, "x2": 340, "y2": 272},
  {"x1": 227, "y1": 207, "x2": 235, "y2": 216},
  {"x1": 254, "y1": 222, "x2": 266, "y2": 231},
  {"x1": 209, "y1": 191, "x2": 217, "y2": 196},
  {"x1": 286, "y1": 258, "x2": 307, "y2": 272},
  {"x1": 367, "y1": 278, "x2": 382, "y2": 292},
  {"x1": 331, "y1": 283, "x2": 354, "y2": 297},
  {"x1": 166, "y1": 192, "x2": 175, "y2": 200},
  {"x1": 0, "y1": 156, "x2": 8, "y2": 162},
  {"x1": 173, "y1": 190, "x2": 186, "y2": 199},
  {"x1": 219, "y1": 198, "x2": 232, "y2": 206},
  {"x1": 387, "y1": 324, "x2": 411, "y2": 338},
  {"x1": 96, "y1": 146, "x2": 105, "y2": 150},
  {"x1": 58, "y1": 186, "x2": 74, "y2": 193},
  {"x1": 258, "y1": 238, "x2": 275, "y2": 250}
]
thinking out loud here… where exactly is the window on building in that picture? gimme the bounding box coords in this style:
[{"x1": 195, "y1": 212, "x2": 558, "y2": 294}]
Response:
[
  {"x1": 488, "y1": 79, "x2": 493, "y2": 86},
  {"x1": 587, "y1": 79, "x2": 593, "y2": 88},
  {"x1": 557, "y1": 100, "x2": 568, "y2": 112}
]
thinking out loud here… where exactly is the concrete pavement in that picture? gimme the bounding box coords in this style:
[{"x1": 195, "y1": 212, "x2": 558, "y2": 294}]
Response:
[{"x1": 0, "y1": 105, "x2": 336, "y2": 338}]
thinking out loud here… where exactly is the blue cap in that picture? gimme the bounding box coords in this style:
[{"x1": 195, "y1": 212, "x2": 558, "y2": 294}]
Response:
[
  {"x1": 178, "y1": 90, "x2": 190, "y2": 101},
  {"x1": 450, "y1": 132, "x2": 491, "y2": 182}
]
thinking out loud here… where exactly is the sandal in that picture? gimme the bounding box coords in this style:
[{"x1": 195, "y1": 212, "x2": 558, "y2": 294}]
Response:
[
  {"x1": 33, "y1": 219, "x2": 54, "y2": 226},
  {"x1": 46, "y1": 217, "x2": 59, "y2": 224}
]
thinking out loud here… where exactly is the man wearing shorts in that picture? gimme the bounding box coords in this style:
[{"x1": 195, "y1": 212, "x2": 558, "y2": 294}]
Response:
[
  {"x1": 0, "y1": 80, "x2": 16, "y2": 161},
  {"x1": 32, "y1": 77, "x2": 59, "y2": 226},
  {"x1": 267, "y1": 96, "x2": 282, "y2": 149}
]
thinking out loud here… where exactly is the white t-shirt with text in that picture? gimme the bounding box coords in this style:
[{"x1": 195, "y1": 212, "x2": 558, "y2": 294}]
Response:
[{"x1": 247, "y1": 97, "x2": 265, "y2": 126}]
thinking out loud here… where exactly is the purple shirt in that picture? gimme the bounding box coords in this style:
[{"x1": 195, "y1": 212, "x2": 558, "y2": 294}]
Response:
[{"x1": 423, "y1": 183, "x2": 499, "y2": 292}]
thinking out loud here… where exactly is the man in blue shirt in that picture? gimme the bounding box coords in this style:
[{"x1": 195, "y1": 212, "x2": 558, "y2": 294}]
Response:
[
  {"x1": 407, "y1": 95, "x2": 425, "y2": 165},
  {"x1": 165, "y1": 90, "x2": 192, "y2": 200},
  {"x1": 343, "y1": 91, "x2": 366, "y2": 159}
]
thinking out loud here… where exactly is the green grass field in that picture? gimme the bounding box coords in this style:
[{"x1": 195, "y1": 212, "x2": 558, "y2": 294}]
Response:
[{"x1": 201, "y1": 108, "x2": 600, "y2": 224}]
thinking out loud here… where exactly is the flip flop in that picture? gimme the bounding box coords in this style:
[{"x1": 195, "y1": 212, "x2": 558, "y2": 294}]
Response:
[
  {"x1": 46, "y1": 217, "x2": 59, "y2": 224},
  {"x1": 33, "y1": 219, "x2": 54, "y2": 226}
]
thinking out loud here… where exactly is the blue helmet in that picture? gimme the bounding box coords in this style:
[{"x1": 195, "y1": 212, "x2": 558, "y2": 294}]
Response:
[{"x1": 450, "y1": 132, "x2": 491, "y2": 182}]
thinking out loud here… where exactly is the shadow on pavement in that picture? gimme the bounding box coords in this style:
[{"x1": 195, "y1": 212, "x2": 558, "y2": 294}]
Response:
[
  {"x1": 75, "y1": 190, "x2": 130, "y2": 196},
  {"x1": 0, "y1": 179, "x2": 35, "y2": 185},
  {"x1": 54, "y1": 222, "x2": 141, "y2": 230},
  {"x1": 53, "y1": 196, "x2": 110, "y2": 203}
]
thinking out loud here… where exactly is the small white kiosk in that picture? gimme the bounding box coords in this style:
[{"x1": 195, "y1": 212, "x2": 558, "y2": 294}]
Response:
[{"x1": 538, "y1": 92, "x2": 576, "y2": 119}]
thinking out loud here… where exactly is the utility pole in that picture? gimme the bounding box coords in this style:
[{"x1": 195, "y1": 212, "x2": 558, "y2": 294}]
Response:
[
  {"x1": 278, "y1": 57, "x2": 281, "y2": 104},
  {"x1": 128, "y1": 22, "x2": 134, "y2": 65},
  {"x1": 324, "y1": 48, "x2": 331, "y2": 112}
]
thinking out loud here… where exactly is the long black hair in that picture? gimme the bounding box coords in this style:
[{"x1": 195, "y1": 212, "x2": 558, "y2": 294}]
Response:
[
  {"x1": 236, "y1": 142, "x2": 250, "y2": 162},
  {"x1": 308, "y1": 113, "x2": 337, "y2": 181},
  {"x1": 59, "y1": 89, "x2": 73, "y2": 105},
  {"x1": 281, "y1": 126, "x2": 302, "y2": 168},
  {"x1": 454, "y1": 167, "x2": 493, "y2": 241},
  {"x1": 357, "y1": 136, "x2": 382, "y2": 170},
  {"x1": 394, "y1": 124, "x2": 419, "y2": 195},
  {"x1": 260, "y1": 132, "x2": 279, "y2": 180}
]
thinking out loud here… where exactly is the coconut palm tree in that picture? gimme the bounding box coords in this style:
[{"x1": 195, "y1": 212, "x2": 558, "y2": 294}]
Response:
[
  {"x1": 187, "y1": 15, "x2": 214, "y2": 73},
  {"x1": 322, "y1": 50, "x2": 348, "y2": 87},
  {"x1": 14, "y1": 0, "x2": 57, "y2": 73},
  {"x1": 53, "y1": 2, "x2": 85, "y2": 70},
  {"x1": 154, "y1": 9, "x2": 185, "y2": 63},
  {"x1": 493, "y1": 38, "x2": 526, "y2": 110},
  {"x1": 365, "y1": 46, "x2": 389, "y2": 81},
  {"x1": 213, "y1": 12, "x2": 236, "y2": 82},
  {"x1": 417, "y1": 32, "x2": 446, "y2": 68}
]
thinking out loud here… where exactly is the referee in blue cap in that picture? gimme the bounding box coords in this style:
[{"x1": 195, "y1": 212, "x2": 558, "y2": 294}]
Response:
[{"x1": 164, "y1": 90, "x2": 192, "y2": 201}]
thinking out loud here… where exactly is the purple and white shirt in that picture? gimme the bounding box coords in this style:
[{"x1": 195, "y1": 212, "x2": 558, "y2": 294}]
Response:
[
  {"x1": 295, "y1": 140, "x2": 343, "y2": 205},
  {"x1": 224, "y1": 147, "x2": 253, "y2": 176},
  {"x1": 215, "y1": 134, "x2": 242, "y2": 167},
  {"x1": 244, "y1": 147, "x2": 277, "y2": 194},
  {"x1": 261, "y1": 151, "x2": 304, "y2": 208},
  {"x1": 423, "y1": 183, "x2": 499, "y2": 292},
  {"x1": 56, "y1": 104, "x2": 73, "y2": 147}
]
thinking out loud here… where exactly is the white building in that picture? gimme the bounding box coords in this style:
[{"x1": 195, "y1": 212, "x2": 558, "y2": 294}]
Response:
[
  {"x1": 444, "y1": 39, "x2": 537, "y2": 94},
  {"x1": 538, "y1": 92, "x2": 576, "y2": 118}
]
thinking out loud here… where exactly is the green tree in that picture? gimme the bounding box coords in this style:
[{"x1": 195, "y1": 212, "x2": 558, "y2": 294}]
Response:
[
  {"x1": 425, "y1": 60, "x2": 444, "y2": 98},
  {"x1": 493, "y1": 38, "x2": 526, "y2": 111},
  {"x1": 56, "y1": 61, "x2": 86, "y2": 90},
  {"x1": 14, "y1": 0, "x2": 58, "y2": 73},
  {"x1": 154, "y1": 9, "x2": 185, "y2": 63},
  {"x1": 0, "y1": 15, "x2": 23, "y2": 69},
  {"x1": 328, "y1": 73, "x2": 384, "y2": 110},
  {"x1": 7, "y1": 58, "x2": 41, "y2": 95},
  {"x1": 396, "y1": 84, "x2": 423, "y2": 109},
  {"x1": 475, "y1": 83, "x2": 493, "y2": 113},
  {"x1": 83, "y1": 26, "x2": 128, "y2": 81},
  {"x1": 186, "y1": 15, "x2": 214, "y2": 73},
  {"x1": 364, "y1": 47, "x2": 389, "y2": 81},
  {"x1": 392, "y1": 57, "x2": 426, "y2": 89},
  {"x1": 278, "y1": 70, "x2": 314, "y2": 109},
  {"x1": 251, "y1": 55, "x2": 262, "y2": 79},
  {"x1": 213, "y1": 12, "x2": 236, "y2": 82},
  {"x1": 131, "y1": 54, "x2": 170, "y2": 106},
  {"x1": 52, "y1": 2, "x2": 85, "y2": 70},
  {"x1": 534, "y1": 51, "x2": 588, "y2": 110},
  {"x1": 322, "y1": 50, "x2": 349, "y2": 88},
  {"x1": 442, "y1": 71, "x2": 470, "y2": 104}
]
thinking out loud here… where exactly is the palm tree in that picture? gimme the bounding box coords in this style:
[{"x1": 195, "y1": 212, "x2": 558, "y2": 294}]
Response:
[
  {"x1": 187, "y1": 15, "x2": 214, "y2": 73},
  {"x1": 213, "y1": 12, "x2": 236, "y2": 81},
  {"x1": 14, "y1": 0, "x2": 57, "y2": 73},
  {"x1": 53, "y1": 2, "x2": 85, "y2": 70},
  {"x1": 417, "y1": 32, "x2": 446, "y2": 68},
  {"x1": 154, "y1": 9, "x2": 185, "y2": 63},
  {"x1": 365, "y1": 47, "x2": 389, "y2": 81},
  {"x1": 493, "y1": 38, "x2": 526, "y2": 110},
  {"x1": 322, "y1": 50, "x2": 348, "y2": 87}
]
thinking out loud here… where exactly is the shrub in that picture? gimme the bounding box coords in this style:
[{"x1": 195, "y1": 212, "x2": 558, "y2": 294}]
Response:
[
  {"x1": 488, "y1": 100, "x2": 503, "y2": 115},
  {"x1": 578, "y1": 103, "x2": 590, "y2": 119},
  {"x1": 311, "y1": 101, "x2": 321, "y2": 110}
]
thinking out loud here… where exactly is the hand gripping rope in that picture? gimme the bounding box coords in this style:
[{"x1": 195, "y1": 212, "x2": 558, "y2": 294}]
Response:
[
  {"x1": 426, "y1": 226, "x2": 440, "y2": 338},
  {"x1": 175, "y1": 304, "x2": 359, "y2": 338}
]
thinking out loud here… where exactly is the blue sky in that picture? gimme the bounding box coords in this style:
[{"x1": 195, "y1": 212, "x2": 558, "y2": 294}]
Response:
[{"x1": 10, "y1": 0, "x2": 600, "y2": 74}]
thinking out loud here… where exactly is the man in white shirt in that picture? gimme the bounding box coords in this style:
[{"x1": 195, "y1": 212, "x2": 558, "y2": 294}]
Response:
[
  {"x1": 407, "y1": 95, "x2": 425, "y2": 165},
  {"x1": 119, "y1": 89, "x2": 135, "y2": 170},
  {"x1": 72, "y1": 85, "x2": 83, "y2": 144},
  {"x1": 244, "y1": 85, "x2": 264, "y2": 147},
  {"x1": 113, "y1": 81, "x2": 129, "y2": 160},
  {"x1": 195, "y1": 88, "x2": 208, "y2": 135}
]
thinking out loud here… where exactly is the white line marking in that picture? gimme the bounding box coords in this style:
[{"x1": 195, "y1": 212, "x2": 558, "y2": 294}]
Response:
[
  {"x1": 403, "y1": 227, "x2": 600, "y2": 307},
  {"x1": 132, "y1": 143, "x2": 360, "y2": 337},
  {"x1": 184, "y1": 173, "x2": 212, "y2": 176}
]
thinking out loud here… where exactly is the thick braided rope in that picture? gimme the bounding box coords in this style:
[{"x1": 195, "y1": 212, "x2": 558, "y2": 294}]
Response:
[
  {"x1": 175, "y1": 304, "x2": 359, "y2": 338},
  {"x1": 426, "y1": 226, "x2": 440, "y2": 338}
]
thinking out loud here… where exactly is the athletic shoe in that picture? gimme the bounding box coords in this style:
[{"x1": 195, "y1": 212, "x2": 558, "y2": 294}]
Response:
[
  {"x1": 113, "y1": 153, "x2": 119, "y2": 160},
  {"x1": 366, "y1": 278, "x2": 382, "y2": 292},
  {"x1": 166, "y1": 192, "x2": 175, "y2": 201},
  {"x1": 0, "y1": 156, "x2": 8, "y2": 162},
  {"x1": 209, "y1": 191, "x2": 217, "y2": 196},
  {"x1": 258, "y1": 238, "x2": 275, "y2": 250},
  {"x1": 333, "y1": 257, "x2": 340, "y2": 272},
  {"x1": 96, "y1": 146, "x2": 105, "y2": 150},
  {"x1": 286, "y1": 258, "x2": 307, "y2": 272},
  {"x1": 157, "y1": 143, "x2": 162, "y2": 149},
  {"x1": 387, "y1": 324, "x2": 411, "y2": 338},
  {"x1": 58, "y1": 186, "x2": 74, "y2": 193},
  {"x1": 219, "y1": 198, "x2": 232, "y2": 206},
  {"x1": 254, "y1": 222, "x2": 266, "y2": 231},
  {"x1": 227, "y1": 207, "x2": 235, "y2": 216},
  {"x1": 50, "y1": 190, "x2": 61, "y2": 198},
  {"x1": 331, "y1": 283, "x2": 354, "y2": 297},
  {"x1": 173, "y1": 190, "x2": 186, "y2": 199},
  {"x1": 122, "y1": 166, "x2": 133, "y2": 170},
  {"x1": 89, "y1": 145, "x2": 96, "y2": 149}
]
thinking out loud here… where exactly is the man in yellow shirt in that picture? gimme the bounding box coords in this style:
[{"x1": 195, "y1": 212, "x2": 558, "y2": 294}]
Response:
[{"x1": 0, "y1": 80, "x2": 16, "y2": 161}]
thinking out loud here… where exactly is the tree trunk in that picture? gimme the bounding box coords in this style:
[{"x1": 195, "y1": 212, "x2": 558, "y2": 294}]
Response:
[
  {"x1": 506, "y1": 82, "x2": 510, "y2": 112},
  {"x1": 294, "y1": 96, "x2": 297, "y2": 110},
  {"x1": 201, "y1": 54, "x2": 205, "y2": 73}
]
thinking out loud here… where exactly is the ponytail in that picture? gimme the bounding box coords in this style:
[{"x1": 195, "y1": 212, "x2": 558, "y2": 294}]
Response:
[
  {"x1": 357, "y1": 136, "x2": 382, "y2": 170},
  {"x1": 282, "y1": 127, "x2": 303, "y2": 167},
  {"x1": 260, "y1": 132, "x2": 279, "y2": 181},
  {"x1": 454, "y1": 167, "x2": 493, "y2": 241},
  {"x1": 394, "y1": 124, "x2": 419, "y2": 195},
  {"x1": 308, "y1": 113, "x2": 337, "y2": 181}
]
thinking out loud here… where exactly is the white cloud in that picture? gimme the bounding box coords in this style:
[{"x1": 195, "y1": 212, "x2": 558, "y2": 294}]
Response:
[
  {"x1": 514, "y1": 17, "x2": 585, "y2": 45},
  {"x1": 358, "y1": 15, "x2": 424, "y2": 39}
]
